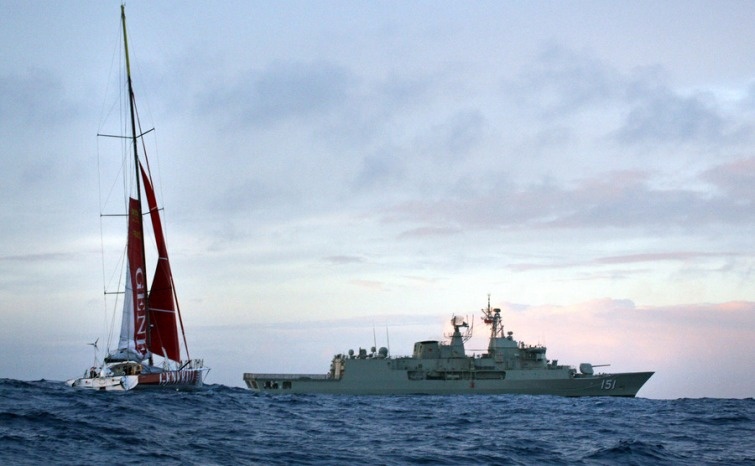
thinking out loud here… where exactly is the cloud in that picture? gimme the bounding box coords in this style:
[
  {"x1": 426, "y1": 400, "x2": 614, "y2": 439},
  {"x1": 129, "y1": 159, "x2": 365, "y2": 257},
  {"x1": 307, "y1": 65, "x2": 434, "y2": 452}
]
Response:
[
  {"x1": 595, "y1": 252, "x2": 726, "y2": 265},
  {"x1": 702, "y1": 156, "x2": 755, "y2": 201},
  {"x1": 323, "y1": 255, "x2": 366, "y2": 265},
  {"x1": 353, "y1": 111, "x2": 486, "y2": 192},
  {"x1": 505, "y1": 46, "x2": 753, "y2": 148},
  {"x1": 0, "y1": 252, "x2": 75, "y2": 263},
  {"x1": 397, "y1": 226, "x2": 462, "y2": 240},
  {"x1": 385, "y1": 160, "x2": 754, "y2": 234},
  {"x1": 743, "y1": 82, "x2": 755, "y2": 112},
  {"x1": 0, "y1": 67, "x2": 88, "y2": 210},
  {"x1": 617, "y1": 84, "x2": 729, "y2": 145},
  {"x1": 355, "y1": 146, "x2": 406, "y2": 189},
  {"x1": 428, "y1": 109, "x2": 486, "y2": 159},
  {"x1": 508, "y1": 251, "x2": 743, "y2": 272},
  {"x1": 173, "y1": 45, "x2": 754, "y2": 237},
  {"x1": 349, "y1": 279, "x2": 387, "y2": 291},
  {"x1": 197, "y1": 60, "x2": 354, "y2": 128},
  {"x1": 507, "y1": 45, "x2": 625, "y2": 118},
  {"x1": 0, "y1": 68, "x2": 79, "y2": 127}
]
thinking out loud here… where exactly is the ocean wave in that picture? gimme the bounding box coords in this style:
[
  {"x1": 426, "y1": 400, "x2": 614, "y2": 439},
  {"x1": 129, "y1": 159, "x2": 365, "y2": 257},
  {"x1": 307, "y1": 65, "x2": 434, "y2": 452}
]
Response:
[{"x1": 0, "y1": 379, "x2": 752, "y2": 465}]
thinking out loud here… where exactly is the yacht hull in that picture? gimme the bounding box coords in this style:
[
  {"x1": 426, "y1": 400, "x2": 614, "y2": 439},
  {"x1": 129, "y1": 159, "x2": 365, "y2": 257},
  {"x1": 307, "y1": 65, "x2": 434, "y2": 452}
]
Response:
[{"x1": 67, "y1": 368, "x2": 207, "y2": 391}]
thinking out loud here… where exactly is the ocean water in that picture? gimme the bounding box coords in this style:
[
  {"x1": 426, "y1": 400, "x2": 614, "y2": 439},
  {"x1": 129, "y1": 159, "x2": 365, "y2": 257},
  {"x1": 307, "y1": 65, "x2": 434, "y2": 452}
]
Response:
[{"x1": 1, "y1": 379, "x2": 752, "y2": 465}]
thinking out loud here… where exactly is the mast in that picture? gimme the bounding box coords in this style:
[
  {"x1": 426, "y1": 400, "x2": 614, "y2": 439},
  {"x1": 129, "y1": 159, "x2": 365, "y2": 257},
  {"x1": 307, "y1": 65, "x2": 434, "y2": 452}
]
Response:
[
  {"x1": 121, "y1": 5, "x2": 141, "y2": 207},
  {"x1": 482, "y1": 294, "x2": 503, "y2": 339},
  {"x1": 121, "y1": 4, "x2": 152, "y2": 365}
]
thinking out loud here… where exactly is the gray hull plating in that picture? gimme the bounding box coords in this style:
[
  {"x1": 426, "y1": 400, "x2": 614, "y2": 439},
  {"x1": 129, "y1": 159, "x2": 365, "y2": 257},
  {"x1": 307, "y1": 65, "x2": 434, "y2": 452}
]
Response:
[{"x1": 244, "y1": 364, "x2": 653, "y2": 397}]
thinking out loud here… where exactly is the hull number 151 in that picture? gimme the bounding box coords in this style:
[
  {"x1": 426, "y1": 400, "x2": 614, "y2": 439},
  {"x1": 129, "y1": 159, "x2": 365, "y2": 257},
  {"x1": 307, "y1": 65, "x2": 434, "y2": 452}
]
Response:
[{"x1": 601, "y1": 379, "x2": 616, "y2": 390}]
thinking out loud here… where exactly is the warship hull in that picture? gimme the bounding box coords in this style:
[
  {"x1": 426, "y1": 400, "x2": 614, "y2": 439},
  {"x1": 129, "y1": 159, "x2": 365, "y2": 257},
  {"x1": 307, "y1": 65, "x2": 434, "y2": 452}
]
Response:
[{"x1": 244, "y1": 363, "x2": 653, "y2": 397}]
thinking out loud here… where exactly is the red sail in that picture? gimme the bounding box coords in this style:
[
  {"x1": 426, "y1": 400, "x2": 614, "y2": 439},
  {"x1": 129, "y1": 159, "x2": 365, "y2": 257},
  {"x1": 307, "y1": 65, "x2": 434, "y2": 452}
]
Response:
[
  {"x1": 127, "y1": 198, "x2": 149, "y2": 358},
  {"x1": 140, "y1": 164, "x2": 181, "y2": 362}
]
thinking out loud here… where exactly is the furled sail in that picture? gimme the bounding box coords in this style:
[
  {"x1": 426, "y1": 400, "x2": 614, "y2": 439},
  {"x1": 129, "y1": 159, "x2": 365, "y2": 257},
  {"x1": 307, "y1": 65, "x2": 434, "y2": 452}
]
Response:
[
  {"x1": 140, "y1": 163, "x2": 181, "y2": 362},
  {"x1": 112, "y1": 198, "x2": 150, "y2": 361}
]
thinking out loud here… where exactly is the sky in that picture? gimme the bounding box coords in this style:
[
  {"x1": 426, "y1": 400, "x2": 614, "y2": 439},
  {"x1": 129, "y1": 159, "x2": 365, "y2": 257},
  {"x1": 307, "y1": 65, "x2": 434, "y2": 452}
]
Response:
[{"x1": 1, "y1": 1, "x2": 753, "y2": 399}]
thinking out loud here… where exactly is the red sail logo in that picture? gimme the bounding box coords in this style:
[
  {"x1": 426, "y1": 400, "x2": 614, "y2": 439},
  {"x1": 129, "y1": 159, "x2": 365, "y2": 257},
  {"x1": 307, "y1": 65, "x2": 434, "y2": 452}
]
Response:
[{"x1": 127, "y1": 198, "x2": 148, "y2": 358}]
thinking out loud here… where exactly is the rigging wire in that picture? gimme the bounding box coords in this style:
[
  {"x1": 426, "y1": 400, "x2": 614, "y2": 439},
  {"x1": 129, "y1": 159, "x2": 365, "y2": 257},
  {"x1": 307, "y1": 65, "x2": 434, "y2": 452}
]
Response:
[
  {"x1": 95, "y1": 15, "x2": 136, "y2": 358},
  {"x1": 96, "y1": 21, "x2": 124, "y2": 359}
]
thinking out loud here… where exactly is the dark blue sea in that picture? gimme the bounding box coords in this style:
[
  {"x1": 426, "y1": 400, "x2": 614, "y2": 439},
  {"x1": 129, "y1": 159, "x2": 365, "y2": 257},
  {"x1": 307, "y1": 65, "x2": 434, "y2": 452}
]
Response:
[{"x1": 1, "y1": 379, "x2": 752, "y2": 465}]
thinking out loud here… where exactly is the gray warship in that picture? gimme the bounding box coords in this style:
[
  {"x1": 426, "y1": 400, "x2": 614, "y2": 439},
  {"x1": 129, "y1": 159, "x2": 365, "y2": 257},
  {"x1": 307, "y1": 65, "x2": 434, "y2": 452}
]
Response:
[{"x1": 244, "y1": 299, "x2": 653, "y2": 396}]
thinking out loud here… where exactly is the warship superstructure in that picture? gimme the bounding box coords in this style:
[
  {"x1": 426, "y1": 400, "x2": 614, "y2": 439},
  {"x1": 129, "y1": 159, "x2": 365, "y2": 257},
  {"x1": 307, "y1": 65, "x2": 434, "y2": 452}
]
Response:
[{"x1": 244, "y1": 299, "x2": 653, "y2": 396}]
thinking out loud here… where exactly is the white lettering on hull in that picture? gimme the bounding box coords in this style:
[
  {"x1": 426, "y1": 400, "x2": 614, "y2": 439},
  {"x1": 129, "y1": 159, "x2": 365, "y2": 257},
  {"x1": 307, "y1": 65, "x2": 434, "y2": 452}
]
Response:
[{"x1": 158, "y1": 370, "x2": 197, "y2": 386}]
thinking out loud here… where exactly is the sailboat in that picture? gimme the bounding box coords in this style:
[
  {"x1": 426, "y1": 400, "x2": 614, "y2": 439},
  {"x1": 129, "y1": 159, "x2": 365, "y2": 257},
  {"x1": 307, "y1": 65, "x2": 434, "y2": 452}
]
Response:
[{"x1": 67, "y1": 5, "x2": 208, "y2": 391}]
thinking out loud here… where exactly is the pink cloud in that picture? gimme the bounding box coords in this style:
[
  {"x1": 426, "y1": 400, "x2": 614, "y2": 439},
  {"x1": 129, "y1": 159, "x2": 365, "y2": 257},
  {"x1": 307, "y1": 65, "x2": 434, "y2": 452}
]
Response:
[
  {"x1": 508, "y1": 251, "x2": 740, "y2": 273},
  {"x1": 703, "y1": 156, "x2": 755, "y2": 200},
  {"x1": 464, "y1": 298, "x2": 754, "y2": 398}
]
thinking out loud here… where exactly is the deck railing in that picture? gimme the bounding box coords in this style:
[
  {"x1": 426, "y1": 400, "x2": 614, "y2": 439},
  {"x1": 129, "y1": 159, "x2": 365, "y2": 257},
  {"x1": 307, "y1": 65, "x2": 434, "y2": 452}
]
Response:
[{"x1": 243, "y1": 373, "x2": 330, "y2": 380}]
